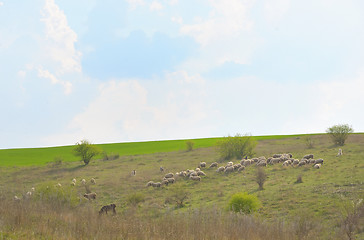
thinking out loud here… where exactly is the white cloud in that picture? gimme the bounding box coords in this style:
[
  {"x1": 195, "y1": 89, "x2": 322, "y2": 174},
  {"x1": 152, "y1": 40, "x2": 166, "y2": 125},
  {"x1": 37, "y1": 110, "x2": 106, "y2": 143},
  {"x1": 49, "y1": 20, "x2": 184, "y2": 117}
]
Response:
[
  {"x1": 126, "y1": 0, "x2": 145, "y2": 10},
  {"x1": 0, "y1": 2, "x2": 3, "y2": 6},
  {"x1": 37, "y1": 67, "x2": 72, "y2": 94},
  {"x1": 263, "y1": 0, "x2": 291, "y2": 25},
  {"x1": 150, "y1": 1, "x2": 163, "y2": 11},
  {"x1": 41, "y1": 0, "x2": 81, "y2": 74}
]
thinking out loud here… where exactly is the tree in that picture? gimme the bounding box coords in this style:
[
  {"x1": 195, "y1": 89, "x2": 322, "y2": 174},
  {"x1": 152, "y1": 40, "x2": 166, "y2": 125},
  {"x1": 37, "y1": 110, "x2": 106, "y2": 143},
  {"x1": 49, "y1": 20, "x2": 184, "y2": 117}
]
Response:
[
  {"x1": 73, "y1": 140, "x2": 101, "y2": 165},
  {"x1": 185, "y1": 140, "x2": 195, "y2": 152},
  {"x1": 217, "y1": 134, "x2": 256, "y2": 160},
  {"x1": 326, "y1": 124, "x2": 354, "y2": 146}
]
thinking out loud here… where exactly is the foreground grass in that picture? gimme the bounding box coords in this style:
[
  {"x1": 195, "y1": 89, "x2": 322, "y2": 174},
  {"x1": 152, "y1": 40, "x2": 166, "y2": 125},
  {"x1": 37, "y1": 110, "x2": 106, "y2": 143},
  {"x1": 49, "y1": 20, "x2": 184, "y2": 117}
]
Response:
[{"x1": 1, "y1": 134, "x2": 364, "y2": 239}]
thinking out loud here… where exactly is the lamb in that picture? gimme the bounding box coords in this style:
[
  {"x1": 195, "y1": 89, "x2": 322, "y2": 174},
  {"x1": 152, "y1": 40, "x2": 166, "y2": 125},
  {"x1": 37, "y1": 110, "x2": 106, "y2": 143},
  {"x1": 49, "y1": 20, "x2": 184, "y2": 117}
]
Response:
[
  {"x1": 303, "y1": 154, "x2": 314, "y2": 159},
  {"x1": 90, "y1": 178, "x2": 96, "y2": 184},
  {"x1": 313, "y1": 164, "x2": 321, "y2": 169},
  {"x1": 224, "y1": 166, "x2": 234, "y2": 174},
  {"x1": 209, "y1": 162, "x2": 218, "y2": 168},
  {"x1": 216, "y1": 166, "x2": 225, "y2": 173},
  {"x1": 164, "y1": 173, "x2": 174, "y2": 179},
  {"x1": 198, "y1": 162, "x2": 206, "y2": 168},
  {"x1": 190, "y1": 176, "x2": 201, "y2": 181},
  {"x1": 337, "y1": 149, "x2": 343, "y2": 157},
  {"x1": 84, "y1": 192, "x2": 97, "y2": 200}
]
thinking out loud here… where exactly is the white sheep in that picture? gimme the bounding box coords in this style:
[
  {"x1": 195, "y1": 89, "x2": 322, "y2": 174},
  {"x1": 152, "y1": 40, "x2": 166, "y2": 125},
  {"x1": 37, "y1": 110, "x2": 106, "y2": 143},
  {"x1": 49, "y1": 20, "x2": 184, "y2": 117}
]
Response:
[
  {"x1": 313, "y1": 163, "x2": 321, "y2": 169},
  {"x1": 81, "y1": 179, "x2": 86, "y2": 185},
  {"x1": 195, "y1": 168, "x2": 201, "y2": 172},
  {"x1": 197, "y1": 171, "x2": 206, "y2": 176},
  {"x1": 25, "y1": 191, "x2": 32, "y2": 199},
  {"x1": 151, "y1": 182, "x2": 161, "y2": 187},
  {"x1": 238, "y1": 166, "x2": 245, "y2": 172},
  {"x1": 190, "y1": 176, "x2": 201, "y2": 181},
  {"x1": 314, "y1": 159, "x2": 324, "y2": 165},
  {"x1": 164, "y1": 173, "x2": 174, "y2": 178},
  {"x1": 227, "y1": 161, "x2": 233, "y2": 167},
  {"x1": 131, "y1": 170, "x2": 136, "y2": 176},
  {"x1": 209, "y1": 162, "x2": 218, "y2": 168},
  {"x1": 90, "y1": 178, "x2": 96, "y2": 184},
  {"x1": 224, "y1": 166, "x2": 234, "y2": 174},
  {"x1": 31, "y1": 187, "x2": 35, "y2": 192},
  {"x1": 337, "y1": 148, "x2": 343, "y2": 157},
  {"x1": 56, "y1": 183, "x2": 62, "y2": 187},
  {"x1": 164, "y1": 177, "x2": 175, "y2": 184},
  {"x1": 198, "y1": 162, "x2": 206, "y2": 168},
  {"x1": 14, "y1": 195, "x2": 21, "y2": 202},
  {"x1": 303, "y1": 154, "x2": 314, "y2": 159},
  {"x1": 146, "y1": 181, "x2": 154, "y2": 187},
  {"x1": 216, "y1": 166, "x2": 225, "y2": 173},
  {"x1": 72, "y1": 178, "x2": 77, "y2": 184},
  {"x1": 84, "y1": 192, "x2": 97, "y2": 200},
  {"x1": 71, "y1": 181, "x2": 76, "y2": 186}
]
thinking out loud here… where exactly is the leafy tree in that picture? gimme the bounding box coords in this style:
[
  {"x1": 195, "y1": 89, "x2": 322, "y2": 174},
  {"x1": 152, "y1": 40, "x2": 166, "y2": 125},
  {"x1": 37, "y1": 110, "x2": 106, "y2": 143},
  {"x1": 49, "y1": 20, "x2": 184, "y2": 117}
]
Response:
[
  {"x1": 185, "y1": 140, "x2": 195, "y2": 152},
  {"x1": 73, "y1": 140, "x2": 101, "y2": 165},
  {"x1": 217, "y1": 134, "x2": 256, "y2": 160},
  {"x1": 227, "y1": 192, "x2": 261, "y2": 214},
  {"x1": 326, "y1": 124, "x2": 353, "y2": 146}
]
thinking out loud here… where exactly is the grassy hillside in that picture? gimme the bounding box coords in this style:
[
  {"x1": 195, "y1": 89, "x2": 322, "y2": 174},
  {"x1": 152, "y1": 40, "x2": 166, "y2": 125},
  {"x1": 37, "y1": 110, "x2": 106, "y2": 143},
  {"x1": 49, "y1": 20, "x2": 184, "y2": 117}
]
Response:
[
  {"x1": 1, "y1": 133, "x2": 363, "y2": 239},
  {"x1": 0, "y1": 134, "x2": 305, "y2": 166}
]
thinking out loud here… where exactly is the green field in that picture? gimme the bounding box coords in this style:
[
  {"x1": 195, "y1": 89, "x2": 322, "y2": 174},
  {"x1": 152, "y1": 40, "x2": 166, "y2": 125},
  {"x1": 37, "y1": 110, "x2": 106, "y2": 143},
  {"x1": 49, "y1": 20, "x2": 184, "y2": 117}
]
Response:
[
  {"x1": 1, "y1": 133, "x2": 363, "y2": 239},
  {"x1": 0, "y1": 134, "x2": 305, "y2": 166}
]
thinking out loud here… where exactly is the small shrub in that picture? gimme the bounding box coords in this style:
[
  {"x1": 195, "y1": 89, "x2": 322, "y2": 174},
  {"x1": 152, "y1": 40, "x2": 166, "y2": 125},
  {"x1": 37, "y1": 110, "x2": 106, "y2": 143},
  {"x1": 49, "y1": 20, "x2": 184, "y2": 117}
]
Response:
[
  {"x1": 186, "y1": 140, "x2": 195, "y2": 152},
  {"x1": 255, "y1": 167, "x2": 267, "y2": 190},
  {"x1": 33, "y1": 182, "x2": 79, "y2": 208},
  {"x1": 217, "y1": 133, "x2": 256, "y2": 160},
  {"x1": 227, "y1": 192, "x2": 261, "y2": 214},
  {"x1": 326, "y1": 124, "x2": 353, "y2": 146},
  {"x1": 127, "y1": 193, "x2": 145, "y2": 207},
  {"x1": 102, "y1": 151, "x2": 119, "y2": 161},
  {"x1": 304, "y1": 135, "x2": 314, "y2": 149},
  {"x1": 49, "y1": 156, "x2": 63, "y2": 167},
  {"x1": 169, "y1": 185, "x2": 190, "y2": 208}
]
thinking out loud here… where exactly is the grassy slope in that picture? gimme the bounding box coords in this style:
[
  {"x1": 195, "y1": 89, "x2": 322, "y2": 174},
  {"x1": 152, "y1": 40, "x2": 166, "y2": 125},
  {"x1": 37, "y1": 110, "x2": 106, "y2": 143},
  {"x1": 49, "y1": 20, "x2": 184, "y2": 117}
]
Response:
[
  {"x1": 0, "y1": 134, "x2": 304, "y2": 166},
  {"x1": 1, "y1": 133, "x2": 363, "y2": 237}
]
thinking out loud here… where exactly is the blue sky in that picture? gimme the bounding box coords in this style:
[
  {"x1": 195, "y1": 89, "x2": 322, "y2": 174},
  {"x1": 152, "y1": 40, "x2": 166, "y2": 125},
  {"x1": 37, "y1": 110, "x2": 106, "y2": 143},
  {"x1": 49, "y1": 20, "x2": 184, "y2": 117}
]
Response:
[{"x1": 1, "y1": 0, "x2": 364, "y2": 149}]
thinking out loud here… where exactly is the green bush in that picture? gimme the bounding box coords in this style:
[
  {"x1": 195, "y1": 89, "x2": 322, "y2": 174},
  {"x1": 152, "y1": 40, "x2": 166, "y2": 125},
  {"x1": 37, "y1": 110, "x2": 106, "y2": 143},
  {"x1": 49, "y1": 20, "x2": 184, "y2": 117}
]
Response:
[
  {"x1": 227, "y1": 192, "x2": 261, "y2": 214},
  {"x1": 185, "y1": 140, "x2": 195, "y2": 152},
  {"x1": 326, "y1": 124, "x2": 353, "y2": 146},
  {"x1": 34, "y1": 182, "x2": 79, "y2": 208},
  {"x1": 127, "y1": 192, "x2": 145, "y2": 207},
  {"x1": 217, "y1": 134, "x2": 256, "y2": 160}
]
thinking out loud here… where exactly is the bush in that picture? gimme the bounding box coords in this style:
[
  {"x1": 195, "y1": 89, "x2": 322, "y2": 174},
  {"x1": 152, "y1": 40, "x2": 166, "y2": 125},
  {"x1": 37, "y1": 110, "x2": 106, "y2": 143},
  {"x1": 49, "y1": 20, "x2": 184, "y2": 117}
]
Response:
[
  {"x1": 73, "y1": 139, "x2": 101, "y2": 165},
  {"x1": 185, "y1": 140, "x2": 195, "y2": 152},
  {"x1": 326, "y1": 124, "x2": 353, "y2": 146},
  {"x1": 228, "y1": 192, "x2": 261, "y2": 214},
  {"x1": 169, "y1": 185, "x2": 190, "y2": 208},
  {"x1": 255, "y1": 167, "x2": 267, "y2": 190},
  {"x1": 217, "y1": 134, "x2": 256, "y2": 160},
  {"x1": 127, "y1": 193, "x2": 145, "y2": 207},
  {"x1": 304, "y1": 135, "x2": 314, "y2": 149},
  {"x1": 34, "y1": 182, "x2": 79, "y2": 208}
]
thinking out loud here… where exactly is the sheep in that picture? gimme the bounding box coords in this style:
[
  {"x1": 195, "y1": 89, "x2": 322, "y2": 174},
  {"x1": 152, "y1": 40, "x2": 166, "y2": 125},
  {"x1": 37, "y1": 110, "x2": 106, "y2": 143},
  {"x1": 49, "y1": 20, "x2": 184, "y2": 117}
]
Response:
[
  {"x1": 216, "y1": 166, "x2": 225, "y2": 173},
  {"x1": 25, "y1": 191, "x2": 32, "y2": 199},
  {"x1": 131, "y1": 170, "x2": 136, "y2": 176},
  {"x1": 190, "y1": 176, "x2": 201, "y2": 181},
  {"x1": 292, "y1": 159, "x2": 299, "y2": 165},
  {"x1": 337, "y1": 149, "x2": 343, "y2": 157},
  {"x1": 71, "y1": 181, "x2": 76, "y2": 186},
  {"x1": 160, "y1": 166, "x2": 165, "y2": 172},
  {"x1": 224, "y1": 166, "x2": 234, "y2": 174},
  {"x1": 251, "y1": 158, "x2": 259, "y2": 163},
  {"x1": 242, "y1": 160, "x2": 252, "y2": 167},
  {"x1": 270, "y1": 158, "x2": 281, "y2": 164},
  {"x1": 56, "y1": 183, "x2": 62, "y2": 188},
  {"x1": 189, "y1": 171, "x2": 198, "y2": 177},
  {"x1": 198, "y1": 162, "x2": 206, "y2": 168},
  {"x1": 233, "y1": 164, "x2": 242, "y2": 170},
  {"x1": 314, "y1": 159, "x2": 324, "y2": 165},
  {"x1": 81, "y1": 179, "x2": 86, "y2": 185},
  {"x1": 282, "y1": 161, "x2": 290, "y2": 167},
  {"x1": 164, "y1": 178, "x2": 175, "y2": 184},
  {"x1": 209, "y1": 162, "x2": 218, "y2": 168},
  {"x1": 256, "y1": 161, "x2": 267, "y2": 167},
  {"x1": 238, "y1": 166, "x2": 245, "y2": 172},
  {"x1": 273, "y1": 154, "x2": 282, "y2": 158},
  {"x1": 195, "y1": 168, "x2": 201, "y2": 172},
  {"x1": 84, "y1": 192, "x2": 97, "y2": 200},
  {"x1": 313, "y1": 164, "x2": 321, "y2": 169},
  {"x1": 99, "y1": 204, "x2": 116, "y2": 215},
  {"x1": 197, "y1": 171, "x2": 206, "y2": 176},
  {"x1": 298, "y1": 160, "x2": 307, "y2": 166},
  {"x1": 146, "y1": 181, "x2": 154, "y2": 187},
  {"x1": 90, "y1": 178, "x2": 96, "y2": 184},
  {"x1": 72, "y1": 178, "x2": 77, "y2": 184},
  {"x1": 14, "y1": 196, "x2": 21, "y2": 202},
  {"x1": 151, "y1": 182, "x2": 162, "y2": 187},
  {"x1": 227, "y1": 161, "x2": 233, "y2": 167},
  {"x1": 164, "y1": 173, "x2": 174, "y2": 179},
  {"x1": 303, "y1": 154, "x2": 314, "y2": 159},
  {"x1": 161, "y1": 179, "x2": 169, "y2": 186},
  {"x1": 31, "y1": 187, "x2": 35, "y2": 192}
]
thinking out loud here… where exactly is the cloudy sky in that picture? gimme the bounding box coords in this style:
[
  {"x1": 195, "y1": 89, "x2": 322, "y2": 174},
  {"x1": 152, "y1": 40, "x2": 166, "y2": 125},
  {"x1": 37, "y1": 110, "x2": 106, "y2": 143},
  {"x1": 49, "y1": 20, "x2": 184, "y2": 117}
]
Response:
[{"x1": 1, "y1": 0, "x2": 364, "y2": 149}]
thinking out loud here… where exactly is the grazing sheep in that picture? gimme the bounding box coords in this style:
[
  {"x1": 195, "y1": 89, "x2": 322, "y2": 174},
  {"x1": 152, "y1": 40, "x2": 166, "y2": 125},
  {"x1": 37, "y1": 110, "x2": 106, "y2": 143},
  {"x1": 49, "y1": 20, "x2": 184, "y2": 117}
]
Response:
[
  {"x1": 209, "y1": 162, "x2": 218, "y2": 168},
  {"x1": 146, "y1": 181, "x2": 154, "y2": 187},
  {"x1": 256, "y1": 161, "x2": 267, "y2": 167},
  {"x1": 314, "y1": 159, "x2": 324, "y2": 165},
  {"x1": 224, "y1": 166, "x2": 234, "y2": 174},
  {"x1": 71, "y1": 181, "x2": 76, "y2": 186},
  {"x1": 189, "y1": 171, "x2": 198, "y2": 177},
  {"x1": 233, "y1": 164, "x2": 242, "y2": 170},
  {"x1": 282, "y1": 161, "x2": 290, "y2": 167},
  {"x1": 238, "y1": 166, "x2": 245, "y2": 172},
  {"x1": 242, "y1": 160, "x2": 252, "y2": 167},
  {"x1": 195, "y1": 168, "x2": 201, "y2": 172},
  {"x1": 216, "y1": 166, "x2": 225, "y2": 173},
  {"x1": 72, "y1": 178, "x2": 76, "y2": 184},
  {"x1": 99, "y1": 204, "x2": 116, "y2": 215},
  {"x1": 164, "y1": 173, "x2": 174, "y2": 179},
  {"x1": 151, "y1": 182, "x2": 162, "y2": 187},
  {"x1": 131, "y1": 170, "x2": 136, "y2": 176},
  {"x1": 292, "y1": 159, "x2": 299, "y2": 165},
  {"x1": 227, "y1": 161, "x2": 233, "y2": 167},
  {"x1": 161, "y1": 179, "x2": 169, "y2": 186},
  {"x1": 337, "y1": 149, "x2": 343, "y2": 157},
  {"x1": 303, "y1": 154, "x2": 314, "y2": 159},
  {"x1": 31, "y1": 187, "x2": 35, "y2": 192},
  {"x1": 84, "y1": 192, "x2": 97, "y2": 200},
  {"x1": 199, "y1": 162, "x2": 206, "y2": 168},
  {"x1": 56, "y1": 183, "x2": 62, "y2": 187},
  {"x1": 313, "y1": 164, "x2": 321, "y2": 169},
  {"x1": 270, "y1": 158, "x2": 281, "y2": 164},
  {"x1": 273, "y1": 154, "x2": 282, "y2": 158},
  {"x1": 190, "y1": 176, "x2": 201, "y2": 181},
  {"x1": 14, "y1": 196, "x2": 21, "y2": 202},
  {"x1": 197, "y1": 171, "x2": 206, "y2": 176},
  {"x1": 25, "y1": 191, "x2": 32, "y2": 199},
  {"x1": 81, "y1": 179, "x2": 86, "y2": 185},
  {"x1": 160, "y1": 166, "x2": 165, "y2": 172},
  {"x1": 164, "y1": 177, "x2": 175, "y2": 184},
  {"x1": 90, "y1": 178, "x2": 96, "y2": 184},
  {"x1": 298, "y1": 160, "x2": 307, "y2": 166}
]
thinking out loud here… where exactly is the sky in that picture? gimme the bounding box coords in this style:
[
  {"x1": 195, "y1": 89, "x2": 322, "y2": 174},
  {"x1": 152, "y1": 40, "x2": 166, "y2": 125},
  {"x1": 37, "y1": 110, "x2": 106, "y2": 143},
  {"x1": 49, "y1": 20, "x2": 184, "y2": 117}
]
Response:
[{"x1": 1, "y1": 0, "x2": 364, "y2": 149}]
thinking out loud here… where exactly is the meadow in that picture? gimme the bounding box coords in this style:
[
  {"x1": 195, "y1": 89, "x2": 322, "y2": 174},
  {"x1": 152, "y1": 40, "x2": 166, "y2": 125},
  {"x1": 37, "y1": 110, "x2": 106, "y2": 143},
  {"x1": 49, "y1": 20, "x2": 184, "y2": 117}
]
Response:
[{"x1": 0, "y1": 133, "x2": 364, "y2": 239}]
